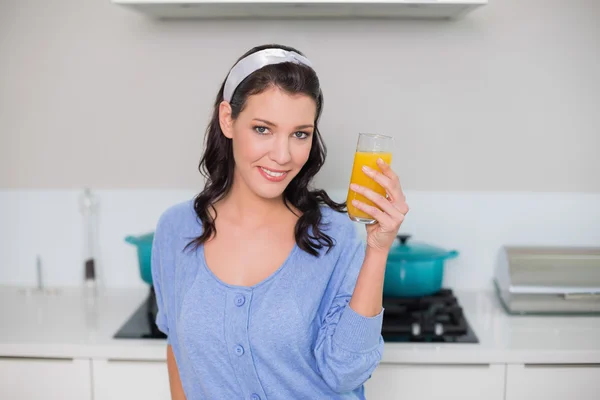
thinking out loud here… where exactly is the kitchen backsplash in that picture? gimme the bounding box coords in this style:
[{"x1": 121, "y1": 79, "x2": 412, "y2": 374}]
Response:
[{"x1": 2, "y1": 189, "x2": 599, "y2": 291}]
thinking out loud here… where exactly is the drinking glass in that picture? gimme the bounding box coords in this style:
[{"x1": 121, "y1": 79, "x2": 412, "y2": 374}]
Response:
[{"x1": 346, "y1": 133, "x2": 393, "y2": 224}]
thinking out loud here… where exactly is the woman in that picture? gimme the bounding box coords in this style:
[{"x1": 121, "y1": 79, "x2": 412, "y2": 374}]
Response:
[{"x1": 151, "y1": 44, "x2": 409, "y2": 400}]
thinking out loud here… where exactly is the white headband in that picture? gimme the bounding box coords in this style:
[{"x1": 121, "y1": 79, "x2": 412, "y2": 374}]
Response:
[{"x1": 223, "y1": 48, "x2": 314, "y2": 102}]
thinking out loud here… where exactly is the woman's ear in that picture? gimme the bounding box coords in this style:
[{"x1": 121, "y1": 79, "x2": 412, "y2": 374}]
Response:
[{"x1": 219, "y1": 101, "x2": 234, "y2": 139}]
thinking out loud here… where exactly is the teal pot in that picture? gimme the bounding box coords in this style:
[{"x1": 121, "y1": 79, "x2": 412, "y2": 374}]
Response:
[
  {"x1": 125, "y1": 232, "x2": 154, "y2": 285},
  {"x1": 384, "y1": 234, "x2": 459, "y2": 298}
]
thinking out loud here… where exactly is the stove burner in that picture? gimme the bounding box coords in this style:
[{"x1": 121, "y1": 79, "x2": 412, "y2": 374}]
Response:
[{"x1": 381, "y1": 289, "x2": 478, "y2": 343}]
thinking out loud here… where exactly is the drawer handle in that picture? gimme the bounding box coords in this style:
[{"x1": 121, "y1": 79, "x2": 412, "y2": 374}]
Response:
[
  {"x1": 389, "y1": 363, "x2": 492, "y2": 368},
  {"x1": 0, "y1": 356, "x2": 73, "y2": 362},
  {"x1": 524, "y1": 363, "x2": 600, "y2": 369},
  {"x1": 106, "y1": 358, "x2": 166, "y2": 364}
]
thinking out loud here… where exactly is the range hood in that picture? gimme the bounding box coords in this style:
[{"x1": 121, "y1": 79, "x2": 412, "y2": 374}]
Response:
[{"x1": 112, "y1": 0, "x2": 488, "y2": 20}]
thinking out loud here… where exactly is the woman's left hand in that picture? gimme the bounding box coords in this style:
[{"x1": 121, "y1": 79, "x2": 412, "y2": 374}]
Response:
[{"x1": 349, "y1": 158, "x2": 409, "y2": 254}]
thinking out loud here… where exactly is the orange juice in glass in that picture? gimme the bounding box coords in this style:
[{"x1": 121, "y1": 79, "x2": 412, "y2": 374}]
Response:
[{"x1": 346, "y1": 133, "x2": 393, "y2": 224}]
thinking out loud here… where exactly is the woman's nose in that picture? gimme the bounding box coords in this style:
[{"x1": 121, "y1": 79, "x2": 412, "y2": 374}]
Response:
[{"x1": 270, "y1": 136, "x2": 292, "y2": 165}]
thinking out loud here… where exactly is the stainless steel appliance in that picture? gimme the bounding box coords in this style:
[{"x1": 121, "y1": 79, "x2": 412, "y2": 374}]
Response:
[{"x1": 493, "y1": 246, "x2": 600, "y2": 314}]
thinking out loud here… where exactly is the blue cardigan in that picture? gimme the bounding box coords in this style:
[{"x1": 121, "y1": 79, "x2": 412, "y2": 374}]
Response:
[{"x1": 152, "y1": 199, "x2": 384, "y2": 399}]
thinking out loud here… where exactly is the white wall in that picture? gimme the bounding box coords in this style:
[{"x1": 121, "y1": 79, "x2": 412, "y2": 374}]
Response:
[
  {"x1": 1, "y1": 0, "x2": 599, "y2": 191},
  {"x1": 1, "y1": 189, "x2": 600, "y2": 290},
  {"x1": 1, "y1": 0, "x2": 599, "y2": 289}
]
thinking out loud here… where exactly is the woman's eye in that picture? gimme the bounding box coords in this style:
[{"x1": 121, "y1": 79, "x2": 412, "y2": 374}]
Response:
[
  {"x1": 254, "y1": 126, "x2": 269, "y2": 135},
  {"x1": 294, "y1": 131, "x2": 309, "y2": 139}
]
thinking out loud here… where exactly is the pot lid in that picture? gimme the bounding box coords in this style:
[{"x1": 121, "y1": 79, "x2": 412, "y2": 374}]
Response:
[{"x1": 388, "y1": 234, "x2": 459, "y2": 261}]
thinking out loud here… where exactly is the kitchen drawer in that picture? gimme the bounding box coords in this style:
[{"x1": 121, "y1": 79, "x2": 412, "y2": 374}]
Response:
[
  {"x1": 364, "y1": 363, "x2": 505, "y2": 400},
  {"x1": 0, "y1": 357, "x2": 91, "y2": 399},
  {"x1": 92, "y1": 358, "x2": 170, "y2": 400},
  {"x1": 506, "y1": 363, "x2": 600, "y2": 400}
]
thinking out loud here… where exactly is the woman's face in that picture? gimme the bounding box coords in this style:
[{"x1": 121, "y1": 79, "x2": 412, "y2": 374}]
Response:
[{"x1": 220, "y1": 86, "x2": 316, "y2": 200}]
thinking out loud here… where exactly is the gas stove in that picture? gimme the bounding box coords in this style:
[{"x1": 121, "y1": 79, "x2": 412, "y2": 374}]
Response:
[
  {"x1": 381, "y1": 288, "x2": 478, "y2": 343},
  {"x1": 114, "y1": 287, "x2": 166, "y2": 339},
  {"x1": 115, "y1": 288, "x2": 478, "y2": 343}
]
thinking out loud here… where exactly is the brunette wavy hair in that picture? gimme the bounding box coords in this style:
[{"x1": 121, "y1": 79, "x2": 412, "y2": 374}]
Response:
[{"x1": 185, "y1": 44, "x2": 345, "y2": 257}]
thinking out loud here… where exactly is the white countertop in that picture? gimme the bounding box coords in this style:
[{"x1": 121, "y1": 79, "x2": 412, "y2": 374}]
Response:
[
  {"x1": 1, "y1": 286, "x2": 599, "y2": 364},
  {"x1": 0, "y1": 286, "x2": 166, "y2": 361}
]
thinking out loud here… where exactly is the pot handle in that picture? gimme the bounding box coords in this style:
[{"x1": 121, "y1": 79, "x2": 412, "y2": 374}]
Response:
[
  {"x1": 446, "y1": 250, "x2": 459, "y2": 259},
  {"x1": 396, "y1": 234, "x2": 411, "y2": 245},
  {"x1": 124, "y1": 235, "x2": 139, "y2": 245}
]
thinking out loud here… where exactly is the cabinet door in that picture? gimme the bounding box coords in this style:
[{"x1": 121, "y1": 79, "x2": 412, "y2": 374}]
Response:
[
  {"x1": 506, "y1": 363, "x2": 600, "y2": 400},
  {"x1": 0, "y1": 357, "x2": 91, "y2": 400},
  {"x1": 364, "y1": 363, "x2": 505, "y2": 400},
  {"x1": 93, "y1": 359, "x2": 171, "y2": 400}
]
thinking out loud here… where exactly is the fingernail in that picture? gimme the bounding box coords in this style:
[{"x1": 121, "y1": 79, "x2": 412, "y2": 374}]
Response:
[
  {"x1": 350, "y1": 183, "x2": 358, "y2": 191},
  {"x1": 377, "y1": 158, "x2": 384, "y2": 164},
  {"x1": 352, "y1": 200, "x2": 358, "y2": 206},
  {"x1": 362, "y1": 165, "x2": 371, "y2": 172}
]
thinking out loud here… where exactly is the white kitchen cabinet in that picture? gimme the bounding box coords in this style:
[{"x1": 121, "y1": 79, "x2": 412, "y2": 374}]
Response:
[
  {"x1": 92, "y1": 358, "x2": 171, "y2": 400},
  {"x1": 506, "y1": 363, "x2": 600, "y2": 400},
  {"x1": 0, "y1": 357, "x2": 91, "y2": 399},
  {"x1": 364, "y1": 363, "x2": 505, "y2": 400}
]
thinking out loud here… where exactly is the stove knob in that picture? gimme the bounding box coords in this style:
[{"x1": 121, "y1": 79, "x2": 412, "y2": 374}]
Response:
[
  {"x1": 434, "y1": 323, "x2": 444, "y2": 336},
  {"x1": 411, "y1": 322, "x2": 421, "y2": 336}
]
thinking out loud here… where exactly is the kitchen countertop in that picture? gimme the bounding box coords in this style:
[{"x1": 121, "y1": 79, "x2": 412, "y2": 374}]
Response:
[
  {"x1": 0, "y1": 286, "x2": 167, "y2": 361},
  {"x1": 1, "y1": 286, "x2": 599, "y2": 364}
]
